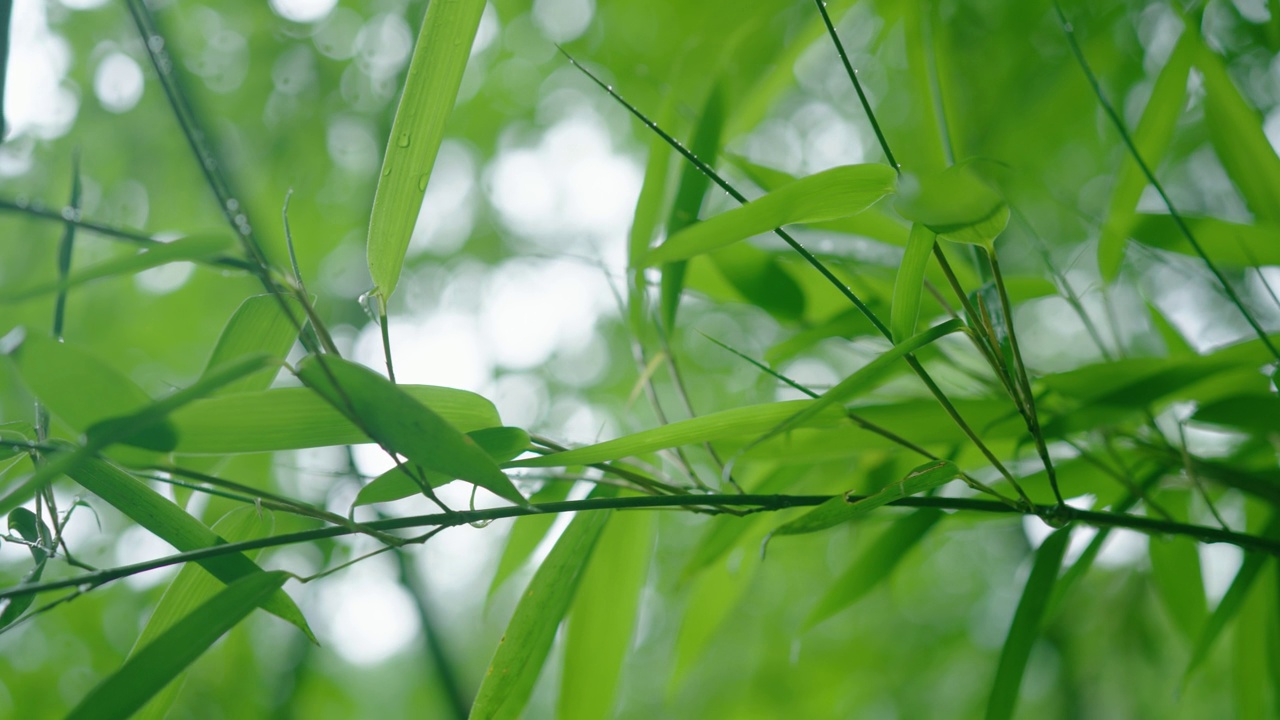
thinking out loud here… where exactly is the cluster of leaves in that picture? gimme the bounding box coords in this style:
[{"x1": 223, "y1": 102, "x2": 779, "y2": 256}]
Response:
[{"x1": 2, "y1": 0, "x2": 1280, "y2": 717}]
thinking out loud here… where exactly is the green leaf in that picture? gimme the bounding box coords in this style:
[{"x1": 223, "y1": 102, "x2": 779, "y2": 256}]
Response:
[
  {"x1": 985, "y1": 527, "x2": 1071, "y2": 720},
  {"x1": 367, "y1": 0, "x2": 486, "y2": 304},
  {"x1": 0, "y1": 235, "x2": 233, "y2": 303},
  {"x1": 1128, "y1": 214, "x2": 1280, "y2": 267},
  {"x1": 488, "y1": 481, "x2": 573, "y2": 602},
  {"x1": 1098, "y1": 31, "x2": 1192, "y2": 280},
  {"x1": 707, "y1": 243, "x2": 806, "y2": 322},
  {"x1": 170, "y1": 384, "x2": 501, "y2": 454},
  {"x1": 354, "y1": 426, "x2": 530, "y2": 507},
  {"x1": 0, "y1": 0, "x2": 11, "y2": 139},
  {"x1": 470, "y1": 488, "x2": 615, "y2": 720},
  {"x1": 0, "y1": 507, "x2": 51, "y2": 629},
  {"x1": 560, "y1": 509, "x2": 653, "y2": 720},
  {"x1": 65, "y1": 570, "x2": 289, "y2": 720},
  {"x1": 1148, "y1": 489, "x2": 1208, "y2": 643},
  {"x1": 643, "y1": 163, "x2": 897, "y2": 266},
  {"x1": 895, "y1": 164, "x2": 1006, "y2": 248},
  {"x1": 507, "y1": 399, "x2": 844, "y2": 469},
  {"x1": 806, "y1": 508, "x2": 943, "y2": 628},
  {"x1": 772, "y1": 460, "x2": 958, "y2": 537},
  {"x1": 660, "y1": 81, "x2": 725, "y2": 330},
  {"x1": 1195, "y1": 37, "x2": 1280, "y2": 225},
  {"x1": 130, "y1": 506, "x2": 276, "y2": 720},
  {"x1": 890, "y1": 223, "x2": 938, "y2": 342},
  {"x1": 295, "y1": 355, "x2": 527, "y2": 507},
  {"x1": 201, "y1": 294, "x2": 303, "y2": 395},
  {"x1": 66, "y1": 456, "x2": 314, "y2": 640}
]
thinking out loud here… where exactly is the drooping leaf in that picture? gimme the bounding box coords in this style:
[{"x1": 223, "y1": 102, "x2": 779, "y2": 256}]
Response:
[
  {"x1": 0, "y1": 507, "x2": 51, "y2": 629},
  {"x1": 772, "y1": 460, "x2": 958, "y2": 537},
  {"x1": 706, "y1": 243, "x2": 806, "y2": 322},
  {"x1": 470, "y1": 489, "x2": 615, "y2": 720},
  {"x1": 1098, "y1": 31, "x2": 1193, "y2": 279},
  {"x1": 170, "y1": 384, "x2": 501, "y2": 454},
  {"x1": 66, "y1": 456, "x2": 313, "y2": 640},
  {"x1": 643, "y1": 163, "x2": 897, "y2": 265},
  {"x1": 295, "y1": 355, "x2": 527, "y2": 507},
  {"x1": 660, "y1": 81, "x2": 725, "y2": 331},
  {"x1": 354, "y1": 426, "x2": 530, "y2": 507},
  {"x1": 895, "y1": 163, "x2": 1006, "y2": 248},
  {"x1": 131, "y1": 506, "x2": 277, "y2": 720},
  {"x1": 560, "y1": 508, "x2": 653, "y2": 720},
  {"x1": 890, "y1": 223, "x2": 938, "y2": 342},
  {"x1": 0, "y1": 235, "x2": 233, "y2": 303},
  {"x1": 806, "y1": 508, "x2": 943, "y2": 627},
  {"x1": 487, "y1": 481, "x2": 573, "y2": 603},
  {"x1": 985, "y1": 527, "x2": 1071, "y2": 720},
  {"x1": 1148, "y1": 489, "x2": 1208, "y2": 643},
  {"x1": 201, "y1": 294, "x2": 303, "y2": 395},
  {"x1": 367, "y1": 0, "x2": 486, "y2": 304},
  {"x1": 65, "y1": 571, "x2": 289, "y2": 720}
]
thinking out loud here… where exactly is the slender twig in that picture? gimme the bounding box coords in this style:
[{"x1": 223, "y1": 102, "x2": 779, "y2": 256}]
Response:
[{"x1": 813, "y1": 0, "x2": 898, "y2": 171}]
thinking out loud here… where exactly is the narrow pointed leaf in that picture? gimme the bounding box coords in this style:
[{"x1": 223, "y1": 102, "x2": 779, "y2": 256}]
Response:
[
  {"x1": 707, "y1": 243, "x2": 805, "y2": 321},
  {"x1": 296, "y1": 355, "x2": 527, "y2": 507},
  {"x1": 367, "y1": 0, "x2": 486, "y2": 304},
  {"x1": 0, "y1": 235, "x2": 232, "y2": 303},
  {"x1": 488, "y1": 481, "x2": 573, "y2": 602},
  {"x1": 1099, "y1": 31, "x2": 1192, "y2": 279},
  {"x1": 0, "y1": 508, "x2": 51, "y2": 628},
  {"x1": 890, "y1": 223, "x2": 938, "y2": 342},
  {"x1": 65, "y1": 571, "x2": 289, "y2": 720},
  {"x1": 201, "y1": 294, "x2": 303, "y2": 394},
  {"x1": 131, "y1": 506, "x2": 276, "y2": 720},
  {"x1": 354, "y1": 426, "x2": 530, "y2": 507},
  {"x1": 895, "y1": 164, "x2": 1004, "y2": 249},
  {"x1": 470, "y1": 490, "x2": 615, "y2": 720},
  {"x1": 806, "y1": 508, "x2": 943, "y2": 627},
  {"x1": 985, "y1": 527, "x2": 1071, "y2": 720},
  {"x1": 773, "y1": 460, "x2": 958, "y2": 537},
  {"x1": 67, "y1": 456, "x2": 314, "y2": 639},
  {"x1": 643, "y1": 163, "x2": 897, "y2": 266},
  {"x1": 170, "y1": 384, "x2": 500, "y2": 454}
]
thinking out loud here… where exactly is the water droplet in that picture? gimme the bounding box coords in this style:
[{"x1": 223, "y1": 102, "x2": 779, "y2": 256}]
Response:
[
  {"x1": 60, "y1": 207, "x2": 81, "y2": 222},
  {"x1": 397, "y1": 132, "x2": 411, "y2": 148},
  {"x1": 14, "y1": 195, "x2": 28, "y2": 209},
  {"x1": 382, "y1": 166, "x2": 392, "y2": 177},
  {"x1": 148, "y1": 35, "x2": 165, "y2": 53},
  {"x1": 1063, "y1": 22, "x2": 1073, "y2": 32},
  {"x1": 234, "y1": 213, "x2": 247, "y2": 225},
  {"x1": 606, "y1": 85, "x2": 613, "y2": 91},
  {"x1": 417, "y1": 174, "x2": 429, "y2": 191},
  {"x1": 225, "y1": 198, "x2": 239, "y2": 213}
]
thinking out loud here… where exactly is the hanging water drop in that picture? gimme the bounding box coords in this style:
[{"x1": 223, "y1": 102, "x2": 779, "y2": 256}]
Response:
[
  {"x1": 397, "y1": 132, "x2": 411, "y2": 148},
  {"x1": 417, "y1": 174, "x2": 429, "y2": 191}
]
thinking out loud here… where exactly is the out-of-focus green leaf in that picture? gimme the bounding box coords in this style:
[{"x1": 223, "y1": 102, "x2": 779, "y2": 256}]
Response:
[
  {"x1": 0, "y1": 507, "x2": 51, "y2": 628},
  {"x1": 890, "y1": 223, "x2": 937, "y2": 342},
  {"x1": 1128, "y1": 214, "x2": 1280, "y2": 267},
  {"x1": 0, "y1": 235, "x2": 233, "y2": 303},
  {"x1": 681, "y1": 466, "x2": 805, "y2": 580},
  {"x1": 66, "y1": 456, "x2": 313, "y2": 640},
  {"x1": 353, "y1": 426, "x2": 530, "y2": 507},
  {"x1": 772, "y1": 460, "x2": 957, "y2": 537},
  {"x1": 296, "y1": 355, "x2": 527, "y2": 507},
  {"x1": 1098, "y1": 31, "x2": 1192, "y2": 279},
  {"x1": 65, "y1": 571, "x2": 289, "y2": 720},
  {"x1": 201, "y1": 294, "x2": 302, "y2": 395},
  {"x1": 1148, "y1": 489, "x2": 1208, "y2": 643},
  {"x1": 644, "y1": 164, "x2": 897, "y2": 265},
  {"x1": 561, "y1": 508, "x2": 653, "y2": 720},
  {"x1": 1194, "y1": 395, "x2": 1280, "y2": 434},
  {"x1": 708, "y1": 243, "x2": 806, "y2": 321},
  {"x1": 806, "y1": 508, "x2": 943, "y2": 628},
  {"x1": 985, "y1": 527, "x2": 1071, "y2": 720},
  {"x1": 508, "y1": 399, "x2": 845, "y2": 469},
  {"x1": 0, "y1": 421, "x2": 32, "y2": 461},
  {"x1": 0, "y1": 0, "x2": 11, "y2": 139},
  {"x1": 487, "y1": 481, "x2": 573, "y2": 603},
  {"x1": 661, "y1": 81, "x2": 725, "y2": 331},
  {"x1": 895, "y1": 164, "x2": 1006, "y2": 248},
  {"x1": 131, "y1": 506, "x2": 275, "y2": 720},
  {"x1": 1195, "y1": 37, "x2": 1280, "y2": 225},
  {"x1": 170, "y1": 384, "x2": 500, "y2": 454},
  {"x1": 470, "y1": 489, "x2": 614, "y2": 720},
  {"x1": 367, "y1": 0, "x2": 486, "y2": 305}
]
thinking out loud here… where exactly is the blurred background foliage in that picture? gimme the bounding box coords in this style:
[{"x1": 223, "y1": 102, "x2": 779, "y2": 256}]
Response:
[{"x1": 2, "y1": 0, "x2": 1280, "y2": 717}]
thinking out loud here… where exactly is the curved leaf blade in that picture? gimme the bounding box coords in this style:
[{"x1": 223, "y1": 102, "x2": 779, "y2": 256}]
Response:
[
  {"x1": 890, "y1": 223, "x2": 937, "y2": 342},
  {"x1": 354, "y1": 426, "x2": 530, "y2": 507},
  {"x1": 773, "y1": 460, "x2": 958, "y2": 537}
]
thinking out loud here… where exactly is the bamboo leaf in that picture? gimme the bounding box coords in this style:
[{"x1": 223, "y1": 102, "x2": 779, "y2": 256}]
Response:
[
  {"x1": 1128, "y1": 214, "x2": 1280, "y2": 267},
  {"x1": 66, "y1": 456, "x2": 314, "y2": 640},
  {"x1": 65, "y1": 571, "x2": 289, "y2": 720},
  {"x1": 985, "y1": 527, "x2": 1071, "y2": 720},
  {"x1": 707, "y1": 243, "x2": 806, "y2": 322},
  {"x1": 1098, "y1": 31, "x2": 1193, "y2": 279},
  {"x1": 772, "y1": 460, "x2": 958, "y2": 537},
  {"x1": 806, "y1": 508, "x2": 943, "y2": 628},
  {"x1": 0, "y1": 235, "x2": 232, "y2": 303},
  {"x1": 488, "y1": 481, "x2": 573, "y2": 602},
  {"x1": 354, "y1": 426, "x2": 530, "y2": 507},
  {"x1": 201, "y1": 294, "x2": 303, "y2": 395},
  {"x1": 367, "y1": 0, "x2": 486, "y2": 305},
  {"x1": 470, "y1": 489, "x2": 615, "y2": 720},
  {"x1": 296, "y1": 355, "x2": 528, "y2": 507},
  {"x1": 131, "y1": 506, "x2": 276, "y2": 720},
  {"x1": 895, "y1": 164, "x2": 1005, "y2": 249},
  {"x1": 170, "y1": 384, "x2": 501, "y2": 454},
  {"x1": 0, "y1": 508, "x2": 51, "y2": 629},
  {"x1": 643, "y1": 163, "x2": 897, "y2": 266},
  {"x1": 890, "y1": 223, "x2": 938, "y2": 342}
]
